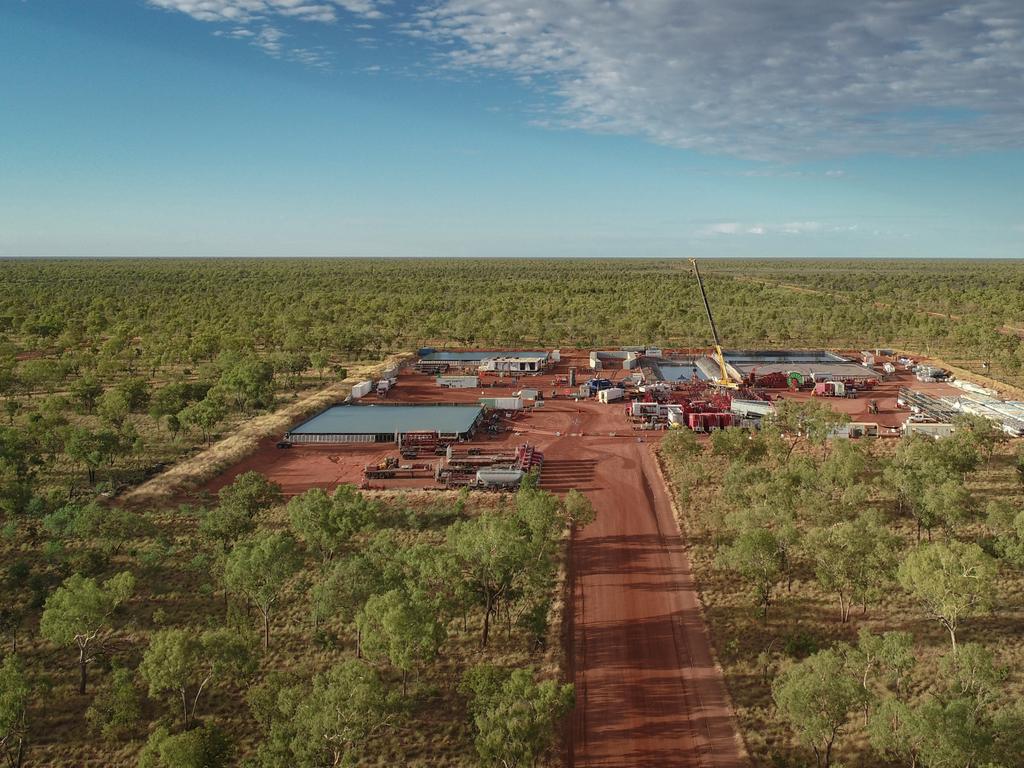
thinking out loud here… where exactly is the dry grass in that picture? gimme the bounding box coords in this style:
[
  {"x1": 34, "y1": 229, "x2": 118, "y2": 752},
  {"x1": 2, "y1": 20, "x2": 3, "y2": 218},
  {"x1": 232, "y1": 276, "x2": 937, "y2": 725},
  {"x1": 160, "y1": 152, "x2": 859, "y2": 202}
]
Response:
[
  {"x1": 119, "y1": 353, "x2": 411, "y2": 509},
  {"x1": 660, "y1": 438, "x2": 1024, "y2": 767}
]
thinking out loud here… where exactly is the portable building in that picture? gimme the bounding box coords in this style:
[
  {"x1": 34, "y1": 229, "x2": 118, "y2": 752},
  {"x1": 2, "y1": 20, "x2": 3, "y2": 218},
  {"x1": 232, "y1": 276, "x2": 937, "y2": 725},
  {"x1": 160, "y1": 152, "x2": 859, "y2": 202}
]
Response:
[
  {"x1": 479, "y1": 396, "x2": 524, "y2": 411},
  {"x1": 437, "y1": 375, "x2": 479, "y2": 389},
  {"x1": 478, "y1": 355, "x2": 549, "y2": 374},
  {"x1": 903, "y1": 421, "x2": 956, "y2": 438},
  {"x1": 598, "y1": 387, "x2": 624, "y2": 403}
]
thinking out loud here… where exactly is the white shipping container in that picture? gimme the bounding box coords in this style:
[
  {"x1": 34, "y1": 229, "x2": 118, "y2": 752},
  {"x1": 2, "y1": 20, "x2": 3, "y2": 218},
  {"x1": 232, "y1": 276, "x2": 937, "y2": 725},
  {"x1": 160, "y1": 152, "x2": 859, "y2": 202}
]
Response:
[
  {"x1": 598, "y1": 387, "x2": 624, "y2": 403},
  {"x1": 351, "y1": 380, "x2": 373, "y2": 399}
]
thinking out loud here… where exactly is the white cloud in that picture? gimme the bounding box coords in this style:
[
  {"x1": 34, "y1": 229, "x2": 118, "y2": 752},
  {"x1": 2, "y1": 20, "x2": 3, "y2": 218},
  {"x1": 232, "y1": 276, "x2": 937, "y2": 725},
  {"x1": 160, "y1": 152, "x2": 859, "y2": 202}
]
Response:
[
  {"x1": 148, "y1": 0, "x2": 382, "y2": 64},
  {"x1": 414, "y1": 1, "x2": 1024, "y2": 159},
  {"x1": 148, "y1": 0, "x2": 382, "y2": 23},
  {"x1": 252, "y1": 25, "x2": 285, "y2": 55},
  {"x1": 700, "y1": 221, "x2": 866, "y2": 237}
]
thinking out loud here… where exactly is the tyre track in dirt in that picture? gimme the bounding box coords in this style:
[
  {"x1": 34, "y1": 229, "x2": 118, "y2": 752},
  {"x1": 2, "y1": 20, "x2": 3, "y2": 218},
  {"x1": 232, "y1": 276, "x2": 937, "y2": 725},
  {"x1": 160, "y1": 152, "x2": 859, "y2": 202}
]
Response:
[{"x1": 545, "y1": 402, "x2": 746, "y2": 768}]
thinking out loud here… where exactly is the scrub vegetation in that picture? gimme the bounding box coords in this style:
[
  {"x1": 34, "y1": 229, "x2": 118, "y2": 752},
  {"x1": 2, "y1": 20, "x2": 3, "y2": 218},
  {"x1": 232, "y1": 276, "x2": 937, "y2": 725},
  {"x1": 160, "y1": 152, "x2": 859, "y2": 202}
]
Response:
[
  {"x1": 3, "y1": 476, "x2": 587, "y2": 766},
  {"x1": 661, "y1": 404, "x2": 1024, "y2": 768}
]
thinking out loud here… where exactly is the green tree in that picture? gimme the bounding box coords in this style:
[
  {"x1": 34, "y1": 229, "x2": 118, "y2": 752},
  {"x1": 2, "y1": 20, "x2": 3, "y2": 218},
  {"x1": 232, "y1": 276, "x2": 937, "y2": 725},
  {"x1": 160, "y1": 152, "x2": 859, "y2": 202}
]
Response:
[
  {"x1": 807, "y1": 512, "x2": 898, "y2": 622},
  {"x1": 39, "y1": 571, "x2": 134, "y2": 694},
  {"x1": 709, "y1": 426, "x2": 767, "y2": 462},
  {"x1": 560, "y1": 489, "x2": 597, "y2": 529},
  {"x1": 772, "y1": 649, "x2": 865, "y2": 768},
  {"x1": 43, "y1": 501, "x2": 152, "y2": 556},
  {"x1": 137, "y1": 723, "x2": 233, "y2": 768},
  {"x1": 223, "y1": 533, "x2": 300, "y2": 649},
  {"x1": 85, "y1": 667, "x2": 141, "y2": 741},
  {"x1": 312, "y1": 552, "x2": 384, "y2": 653},
  {"x1": 448, "y1": 512, "x2": 531, "y2": 647},
  {"x1": 767, "y1": 399, "x2": 850, "y2": 460},
  {"x1": 717, "y1": 527, "x2": 784, "y2": 620},
  {"x1": 357, "y1": 589, "x2": 445, "y2": 695},
  {"x1": 309, "y1": 350, "x2": 330, "y2": 381},
  {"x1": 0, "y1": 655, "x2": 30, "y2": 768},
  {"x1": 218, "y1": 471, "x2": 282, "y2": 520},
  {"x1": 178, "y1": 397, "x2": 226, "y2": 445},
  {"x1": 70, "y1": 376, "x2": 103, "y2": 413},
  {"x1": 0, "y1": 428, "x2": 39, "y2": 517},
  {"x1": 139, "y1": 628, "x2": 256, "y2": 729},
  {"x1": 919, "y1": 478, "x2": 972, "y2": 537},
  {"x1": 63, "y1": 426, "x2": 125, "y2": 485},
  {"x1": 96, "y1": 389, "x2": 130, "y2": 429},
  {"x1": 897, "y1": 541, "x2": 997, "y2": 653},
  {"x1": 289, "y1": 661, "x2": 396, "y2": 768},
  {"x1": 213, "y1": 358, "x2": 275, "y2": 412},
  {"x1": 288, "y1": 485, "x2": 373, "y2": 566},
  {"x1": 116, "y1": 377, "x2": 151, "y2": 412},
  {"x1": 661, "y1": 428, "x2": 702, "y2": 463},
  {"x1": 464, "y1": 666, "x2": 574, "y2": 768}
]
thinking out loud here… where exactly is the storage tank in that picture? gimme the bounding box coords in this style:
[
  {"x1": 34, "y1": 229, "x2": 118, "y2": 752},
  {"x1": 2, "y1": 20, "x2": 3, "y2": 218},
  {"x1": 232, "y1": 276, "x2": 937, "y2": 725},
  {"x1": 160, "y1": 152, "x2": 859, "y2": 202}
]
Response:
[{"x1": 475, "y1": 468, "x2": 525, "y2": 488}]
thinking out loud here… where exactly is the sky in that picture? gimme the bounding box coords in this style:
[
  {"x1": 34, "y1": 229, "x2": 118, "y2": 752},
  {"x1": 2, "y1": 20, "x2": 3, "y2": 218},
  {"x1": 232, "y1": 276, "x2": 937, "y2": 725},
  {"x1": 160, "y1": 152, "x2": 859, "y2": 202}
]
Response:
[{"x1": 1, "y1": 0, "x2": 1023, "y2": 259}]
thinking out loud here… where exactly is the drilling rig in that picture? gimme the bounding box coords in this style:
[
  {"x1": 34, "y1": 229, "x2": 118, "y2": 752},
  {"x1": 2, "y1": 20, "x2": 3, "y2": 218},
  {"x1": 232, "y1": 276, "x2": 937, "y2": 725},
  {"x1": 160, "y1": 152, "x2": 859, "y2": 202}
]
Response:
[{"x1": 689, "y1": 258, "x2": 739, "y2": 390}]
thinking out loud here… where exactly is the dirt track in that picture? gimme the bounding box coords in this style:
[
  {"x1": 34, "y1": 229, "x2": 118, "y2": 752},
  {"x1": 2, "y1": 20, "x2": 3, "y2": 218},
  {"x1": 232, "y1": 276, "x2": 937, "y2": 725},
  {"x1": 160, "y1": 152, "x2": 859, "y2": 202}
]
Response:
[{"x1": 543, "y1": 405, "x2": 746, "y2": 768}]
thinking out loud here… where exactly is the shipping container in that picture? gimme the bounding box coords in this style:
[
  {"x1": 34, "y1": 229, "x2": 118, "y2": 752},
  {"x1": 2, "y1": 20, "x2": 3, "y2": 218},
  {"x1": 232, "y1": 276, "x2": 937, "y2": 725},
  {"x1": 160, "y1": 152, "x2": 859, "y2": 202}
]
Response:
[{"x1": 351, "y1": 380, "x2": 373, "y2": 399}]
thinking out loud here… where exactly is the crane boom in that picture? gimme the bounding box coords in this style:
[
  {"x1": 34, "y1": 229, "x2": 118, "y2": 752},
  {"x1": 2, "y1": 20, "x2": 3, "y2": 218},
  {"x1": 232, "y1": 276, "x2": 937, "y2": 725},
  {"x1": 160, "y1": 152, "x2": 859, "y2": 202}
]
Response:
[{"x1": 689, "y1": 258, "x2": 737, "y2": 389}]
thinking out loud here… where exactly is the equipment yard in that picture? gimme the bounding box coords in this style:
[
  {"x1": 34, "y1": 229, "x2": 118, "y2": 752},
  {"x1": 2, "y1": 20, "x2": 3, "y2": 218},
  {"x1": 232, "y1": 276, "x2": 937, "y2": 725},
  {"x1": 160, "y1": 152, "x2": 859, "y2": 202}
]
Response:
[{"x1": 201, "y1": 347, "x2": 967, "y2": 499}]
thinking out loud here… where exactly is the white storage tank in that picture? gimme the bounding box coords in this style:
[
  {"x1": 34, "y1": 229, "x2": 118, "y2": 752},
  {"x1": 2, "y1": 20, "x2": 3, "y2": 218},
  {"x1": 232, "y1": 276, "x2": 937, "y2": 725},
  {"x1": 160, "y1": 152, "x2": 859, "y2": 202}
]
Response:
[{"x1": 475, "y1": 468, "x2": 525, "y2": 488}]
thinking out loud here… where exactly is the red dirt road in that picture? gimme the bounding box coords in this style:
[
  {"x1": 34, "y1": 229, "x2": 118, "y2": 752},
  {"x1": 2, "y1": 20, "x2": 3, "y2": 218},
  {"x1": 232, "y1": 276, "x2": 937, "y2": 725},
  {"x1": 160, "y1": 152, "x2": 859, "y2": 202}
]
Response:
[{"x1": 543, "y1": 406, "x2": 746, "y2": 768}]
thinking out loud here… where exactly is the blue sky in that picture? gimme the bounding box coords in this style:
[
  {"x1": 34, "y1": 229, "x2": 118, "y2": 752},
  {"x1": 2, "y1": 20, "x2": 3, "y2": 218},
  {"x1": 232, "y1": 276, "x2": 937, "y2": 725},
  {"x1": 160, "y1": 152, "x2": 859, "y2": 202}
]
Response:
[{"x1": 2, "y1": 0, "x2": 1023, "y2": 258}]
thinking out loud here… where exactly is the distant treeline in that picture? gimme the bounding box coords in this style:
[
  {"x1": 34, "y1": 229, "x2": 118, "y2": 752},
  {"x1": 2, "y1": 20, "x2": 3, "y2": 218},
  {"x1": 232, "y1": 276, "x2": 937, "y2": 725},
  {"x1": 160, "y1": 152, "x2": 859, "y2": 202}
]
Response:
[{"x1": 1, "y1": 257, "x2": 1022, "y2": 382}]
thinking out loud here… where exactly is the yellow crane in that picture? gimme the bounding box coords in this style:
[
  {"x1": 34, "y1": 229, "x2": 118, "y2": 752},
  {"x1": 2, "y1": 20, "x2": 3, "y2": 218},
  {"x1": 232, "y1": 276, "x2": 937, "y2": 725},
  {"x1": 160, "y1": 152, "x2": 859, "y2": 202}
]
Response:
[{"x1": 689, "y1": 258, "x2": 738, "y2": 389}]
